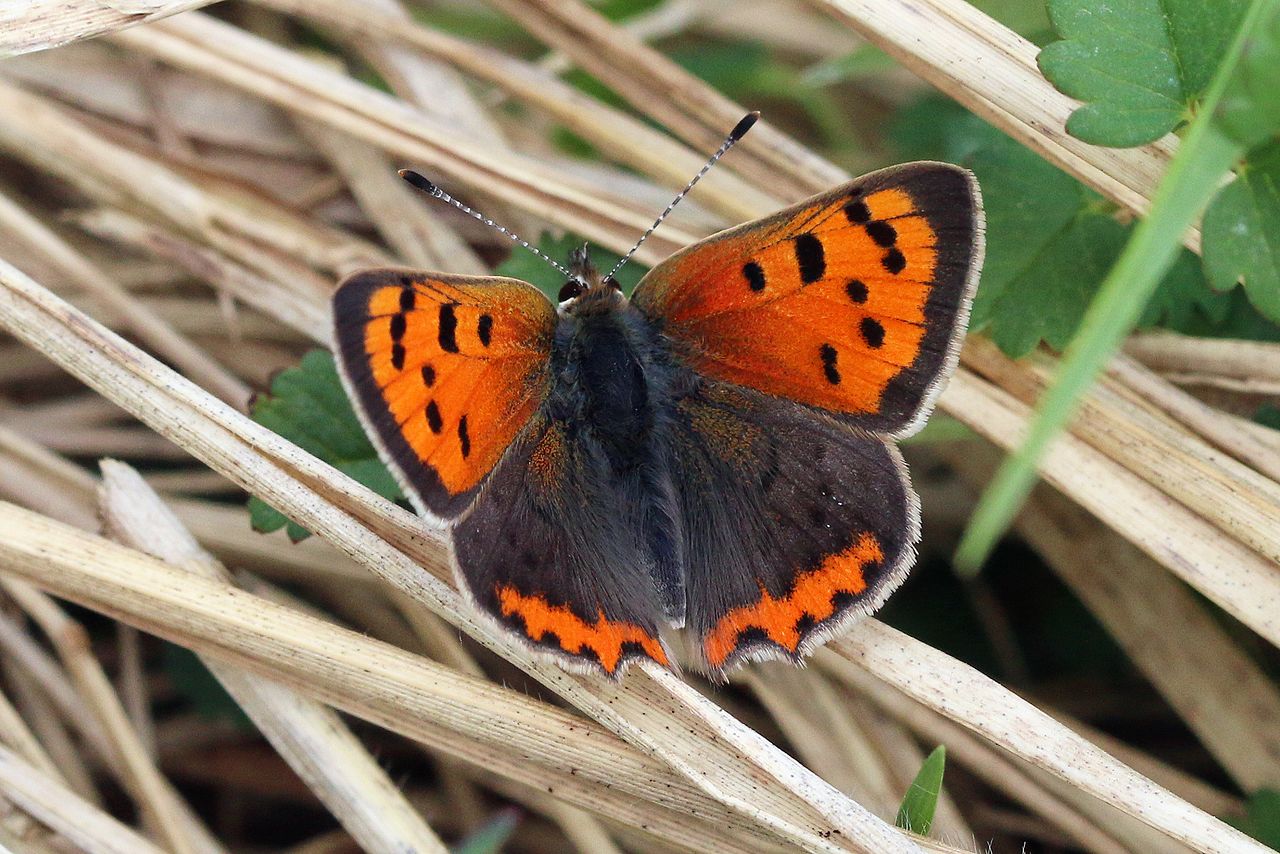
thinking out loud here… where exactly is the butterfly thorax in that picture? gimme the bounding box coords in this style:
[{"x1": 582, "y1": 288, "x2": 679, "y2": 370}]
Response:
[{"x1": 549, "y1": 299, "x2": 671, "y2": 464}]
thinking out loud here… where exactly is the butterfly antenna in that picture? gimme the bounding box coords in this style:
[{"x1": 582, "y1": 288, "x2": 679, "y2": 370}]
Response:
[
  {"x1": 399, "y1": 170, "x2": 580, "y2": 282},
  {"x1": 606, "y1": 111, "x2": 760, "y2": 281}
]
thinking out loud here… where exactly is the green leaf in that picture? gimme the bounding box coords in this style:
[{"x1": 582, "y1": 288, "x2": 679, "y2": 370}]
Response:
[
  {"x1": 495, "y1": 231, "x2": 648, "y2": 299},
  {"x1": 1142, "y1": 247, "x2": 1235, "y2": 327},
  {"x1": 896, "y1": 746, "x2": 946, "y2": 835},
  {"x1": 1215, "y1": 6, "x2": 1280, "y2": 148},
  {"x1": 247, "y1": 350, "x2": 400, "y2": 542},
  {"x1": 801, "y1": 45, "x2": 895, "y2": 88},
  {"x1": 969, "y1": 0, "x2": 1053, "y2": 37},
  {"x1": 163, "y1": 644, "x2": 251, "y2": 729},
  {"x1": 891, "y1": 98, "x2": 1226, "y2": 356},
  {"x1": 1038, "y1": 0, "x2": 1249, "y2": 146},
  {"x1": 1228, "y1": 789, "x2": 1280, "y2": 847},
  {"x1": 1257, "y1": 404, "x2": 1280, "y2": 430},
  {"x1": 956, "y1": 0, "x2": 1278, "y2": 574},
  {"x1": 452, "y1": 808, "x2": 522, "y2": 854},
  {"x1": 1203, "y1": 141, "x2": 1280, "y2": 322}
]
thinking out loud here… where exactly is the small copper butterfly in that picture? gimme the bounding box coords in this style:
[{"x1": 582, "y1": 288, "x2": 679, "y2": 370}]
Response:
[{"x1": 333, "y1": 114, "x2": 985, "y2": 678}]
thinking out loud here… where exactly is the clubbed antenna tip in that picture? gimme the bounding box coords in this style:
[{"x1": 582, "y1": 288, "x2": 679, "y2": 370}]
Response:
[
  {"x1": 605, "y1": 109, "x2": 760, "y2": 281},
  {"x1": 399, "y1": 169, "x2": 439, "y2": 196},
  {"x1": 729, "y1": 111, "x2": 760, "y2": 142}
]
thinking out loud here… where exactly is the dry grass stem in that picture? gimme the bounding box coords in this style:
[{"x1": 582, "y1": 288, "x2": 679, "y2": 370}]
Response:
[
  {"x1": 943, "y1": 366, "x2": 1280, "y2": 650},
  {"x1": 0, "y1": 1, "x2": 214, "y2": 56},
  {"x1": 964, "y1": 340, "x2": 1280, "y2": 578},
  {"x1": 482, "y1": 0, "x2": 847, "y2": 198},
  {"x1": 0, "y1": 578, "x2": 224, "y2": 854},
  {"x1": 110, "y1": 14, "x2": 699, "y2": 263},
  {"x1": 946, "y1": 446, "x2": 1280, "y2": 790},
  {"x1": 72, "y1": 208, "x2": 333, "y2": 344},
  {"x1": 98, "y1": 460, "x2": 451, "y2": 854},
  {"x1": 0, "y1": 189, "x2": 250, "y2": 407},
  {"x1": 0, "y1": 686, "x2": 61, "y2": 783},
  {"x1": 255, "y1": 0, "x2": 783, "y2": 224},
  {"x1": 817, "y1": 649, "x2": 1132, "y2": 854},
  {"x1": 0, "y1": 743, "x2": 167, "y2": 854}
]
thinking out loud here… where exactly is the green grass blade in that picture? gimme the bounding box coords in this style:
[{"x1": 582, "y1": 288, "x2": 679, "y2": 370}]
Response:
[
  {"x1": 954, "y1": 0, "x2": 1280, "y2": 574},
  {"x1": 896, "y1": 745, "x2": 946, "y2": 835}
]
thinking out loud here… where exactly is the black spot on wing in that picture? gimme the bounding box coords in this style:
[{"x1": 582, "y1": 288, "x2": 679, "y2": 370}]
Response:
[
  {"x1": 883, "y1": 248, "x2": 906, "y2": 275},
  {"x1": 426, "y1": 401, "x2": 443, "y2": 434},
  {"x1": 819, "y1": 343, "x2": 840, "y2": 385},
  {"x1": 846, "y1": 279, "x2": 868, "y2": 304},
  {"x1": 478, "y1": 314, "x2": 493, "y2": 347},
  {"x1": 845, "y1": 199, "x2": 871, "y2": 224},
  {"x1": 389, "y1": 313, "x2": 406, "y2": 341},
  {"x1": 399, "y1": 288, "x2": 416, "y2": 311},
  {"x1": 743, "y1": 261, "x2": 766, "y2": 292},
  {"x1": 391, "y1": 344, "x2": 405, "y2": 371},
  {"x1": 794, "y1": 234, "x2": 826, "y2": 283},
  {"x1": 861, "y1": 318, "x2": 885, "y2": 349},
  {"x1": 458, "y1": 414, "x2": 471, "y2": 458},
  {"x1": 421, "y1": 364, "x2": 436, "y2": 386},
  {"x1": 866, "y1": 221, "x2": 897, "y2": 247},
  {"x1": 735, "y1": 626, "x2": 770, "y2": 647},
  {"x1": 438, "y1": 304, "x2": 459, "y2": 353}
]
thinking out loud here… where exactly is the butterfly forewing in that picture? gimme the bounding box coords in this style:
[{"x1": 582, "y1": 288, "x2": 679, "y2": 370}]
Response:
[
  {"x1": 332, "y1": 269, "x2": 555, "y2": 518},
  {"x1": 633, "y1": 162, "x2": 983, "y2": 437}
]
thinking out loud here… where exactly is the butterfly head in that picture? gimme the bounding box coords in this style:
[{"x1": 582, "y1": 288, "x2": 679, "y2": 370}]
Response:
[{"x1": 558, "y1": 244, "x2": 624, "y2": 315}]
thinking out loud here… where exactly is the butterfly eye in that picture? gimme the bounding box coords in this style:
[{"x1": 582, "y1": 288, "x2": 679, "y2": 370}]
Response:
[
  {"x1": 558, "y1": 280, "x2": 585, "y2": 301},
  {"x1": 603, "y1": 276, "x2": 622, "y2": 292}
]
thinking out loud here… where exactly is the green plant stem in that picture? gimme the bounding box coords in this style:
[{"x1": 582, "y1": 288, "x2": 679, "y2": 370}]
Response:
[{"x1": 954, "y1": 0, "x2": 1279, "y2": 574}]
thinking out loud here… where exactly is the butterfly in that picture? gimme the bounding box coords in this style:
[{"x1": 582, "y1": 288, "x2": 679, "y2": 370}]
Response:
[{"x1": 332, "y1": 114, "x2": 984, "y2": 679}]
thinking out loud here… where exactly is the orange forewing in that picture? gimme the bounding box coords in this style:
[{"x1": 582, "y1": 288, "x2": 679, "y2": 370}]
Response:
[
  {"x1": 333, "y1": 270, "x2": 554, "y2": 517},
  {"x1": 633, "y1": 163, "x2": 980, "y2": 437}
]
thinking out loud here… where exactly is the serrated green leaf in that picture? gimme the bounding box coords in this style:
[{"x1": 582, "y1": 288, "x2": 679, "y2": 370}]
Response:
[
  {"x1": 1141, "y1": 247, "x2": 1234, "y2": 327},
  {"x1": 1038, "y1": 0, "x2": 1248, "y2": 146},
  {"x1": 1203, "y1": 141, "x2": 1280, "y2": 321},
  {"x1": 896, "y1": 746, "x2": 946, "y2": 835},
  {"x1": 247, "y1": 350, "x2": 400, "y2": 542},
  {"x1": 891, "y1": 97, "x2": 1229, "y2": 355},
  {"x1": 1215, "y1": 7, "x2": 1280, "y2": 148},
  {"x1": 957, "y1": 0, "x2": 1278, "y2": 574},
  {"x1": 985, "y1": 211, "x2": 1130, "y2": 356},
  {"x1": 1228, "y1": 788, "x2": 1280, "y2": 847}
]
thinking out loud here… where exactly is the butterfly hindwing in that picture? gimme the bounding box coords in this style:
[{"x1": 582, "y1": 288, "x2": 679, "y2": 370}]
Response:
[
  {"x1": 451, "y1": 417, "x2": 672, "y2": 676},
  {"x1": 633, "y1": 162, "x2": 983, "y2": 437},
  {"x1": 332, "y1": 269, "x2": 555, "y2": 518},
  {"x1": 665, "y1": 380, "x2": 918, "y2": 675}
]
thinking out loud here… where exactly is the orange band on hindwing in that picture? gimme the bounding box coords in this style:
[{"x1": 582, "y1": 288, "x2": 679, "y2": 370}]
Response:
[
  {"x1": 703, "y1": 533, "x2": 882, "y2": 668},
  {"x1": 496, "y1": 586, "x2": 669, "y2": 673}
]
